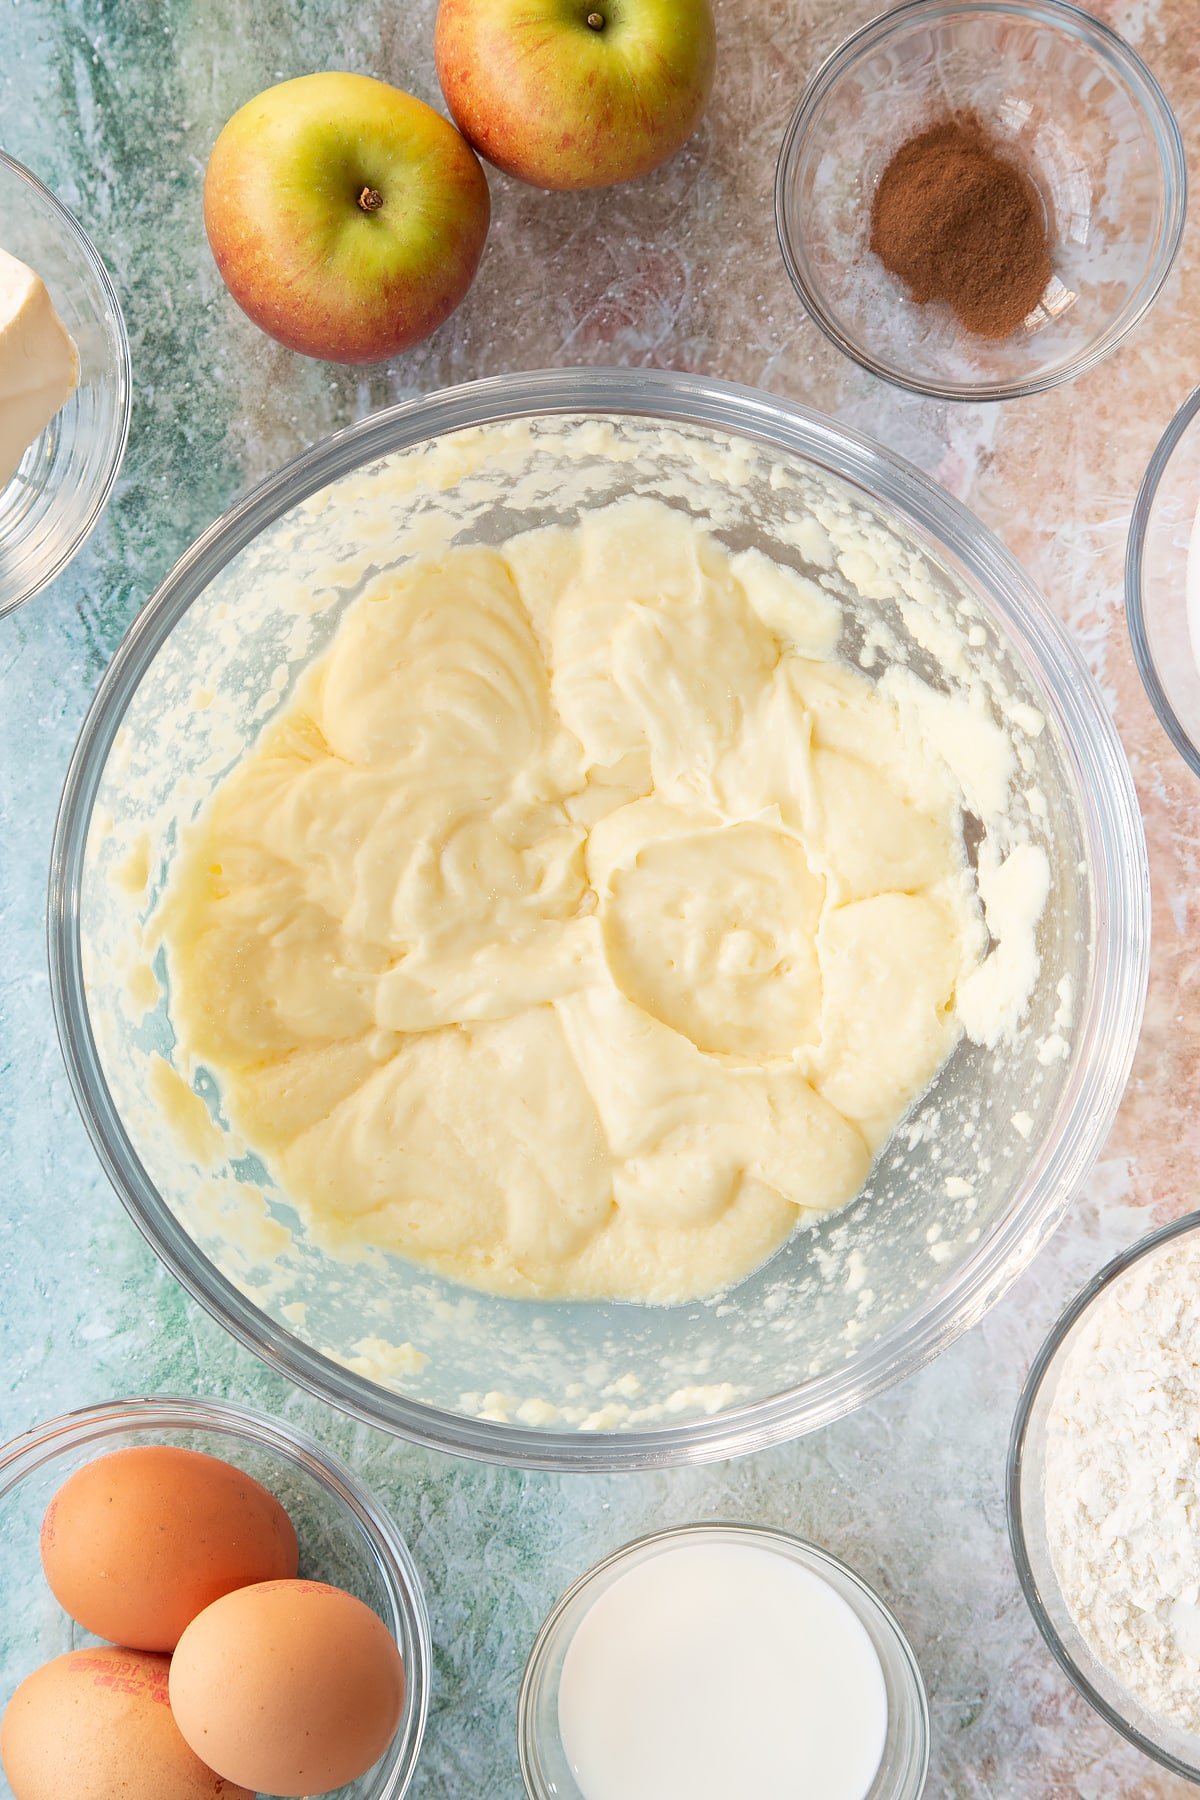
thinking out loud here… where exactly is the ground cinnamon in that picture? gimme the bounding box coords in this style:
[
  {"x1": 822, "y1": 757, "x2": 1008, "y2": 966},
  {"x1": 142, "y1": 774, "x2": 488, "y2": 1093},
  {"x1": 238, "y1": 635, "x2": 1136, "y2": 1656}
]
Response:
[{"x1": 869, "y1": 113, "x2": 1052, "y2": 340}]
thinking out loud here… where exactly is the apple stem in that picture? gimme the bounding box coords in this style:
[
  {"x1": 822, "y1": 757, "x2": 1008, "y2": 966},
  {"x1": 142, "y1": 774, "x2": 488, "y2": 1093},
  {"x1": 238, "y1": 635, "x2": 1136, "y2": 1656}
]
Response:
[
  {"x1": 586, "y1": 9, "x2": 605, "y2": 27},
  {"x1": 357, "y1": 186, "x2": 384, "y2": 213}
]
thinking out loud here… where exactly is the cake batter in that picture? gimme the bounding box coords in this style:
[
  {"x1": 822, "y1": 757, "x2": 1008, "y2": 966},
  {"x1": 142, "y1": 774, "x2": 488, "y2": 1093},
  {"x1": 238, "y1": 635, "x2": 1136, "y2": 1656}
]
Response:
[{"x1": 161, "y1": 499, "x2": 978, "y2": 1303}]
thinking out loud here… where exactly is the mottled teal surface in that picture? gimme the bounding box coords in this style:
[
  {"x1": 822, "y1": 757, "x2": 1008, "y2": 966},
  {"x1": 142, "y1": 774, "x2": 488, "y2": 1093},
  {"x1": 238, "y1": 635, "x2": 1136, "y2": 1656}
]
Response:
[{"x1": 0, "y1": 2, "x2": 1193, "y2": 1796}]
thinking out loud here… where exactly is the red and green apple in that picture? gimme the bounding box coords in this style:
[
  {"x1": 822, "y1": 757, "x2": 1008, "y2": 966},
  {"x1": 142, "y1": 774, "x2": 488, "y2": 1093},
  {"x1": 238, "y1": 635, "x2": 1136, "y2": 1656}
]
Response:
[
  {"x1": 435, "y1": 0, "x2": 717, "y2": 192},
  {"x1": 204, "y1": 72, "x2": 491, "y2": 363}
]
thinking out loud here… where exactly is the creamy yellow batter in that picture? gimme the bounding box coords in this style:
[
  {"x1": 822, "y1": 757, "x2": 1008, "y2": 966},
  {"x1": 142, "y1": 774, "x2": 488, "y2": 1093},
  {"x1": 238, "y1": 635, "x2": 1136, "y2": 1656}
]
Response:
[{"x1": 161, "y1": 499, "x2": 976, "y2": 1303}]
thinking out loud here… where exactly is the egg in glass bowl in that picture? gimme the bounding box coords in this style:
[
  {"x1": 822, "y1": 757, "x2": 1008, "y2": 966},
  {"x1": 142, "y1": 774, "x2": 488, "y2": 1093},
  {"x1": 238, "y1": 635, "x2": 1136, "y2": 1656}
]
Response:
[{"x1": 0, "y1": 1396, "x2": 429, "y2": 1800}]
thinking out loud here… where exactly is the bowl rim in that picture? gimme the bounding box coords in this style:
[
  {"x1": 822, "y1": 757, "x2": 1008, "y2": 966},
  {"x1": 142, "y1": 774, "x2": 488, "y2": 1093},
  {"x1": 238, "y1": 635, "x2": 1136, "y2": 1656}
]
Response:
[
  {"x1": 1125, "y1": 384, "x2": 1200, "y2": 780},
  {"x1": 516, "y1": 1519, "x2": 930, "y2": 1800},
  {"x1": 774, "y1": 0, "x2": 1189, "y2": 403},
  {"x1": 0, "y1": 1392, "x2": 432, "y2": 1800},
  {"x1": 0, "y1": 148, "x2": 133, "y2": 619},
  {"x1": 1006, "y1": 1209, "x2": 1200, "y2": 1780},
  {"x1": 47, "y1": 365, "x2": 1151, "y2": 1473}
]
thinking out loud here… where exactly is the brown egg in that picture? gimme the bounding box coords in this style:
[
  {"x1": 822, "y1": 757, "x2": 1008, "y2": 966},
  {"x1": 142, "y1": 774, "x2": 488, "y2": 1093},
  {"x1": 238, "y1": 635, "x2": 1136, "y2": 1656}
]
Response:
[
  {"x1": 170, "y1": 1578, "x2": 405, "y2": 1796},
  {"x1": 41, "y1": 1444, "x2": 299, "y2": 1651},
  {"x1": 0, "y1": 1646, "x2": 254, "y2": 1800}
]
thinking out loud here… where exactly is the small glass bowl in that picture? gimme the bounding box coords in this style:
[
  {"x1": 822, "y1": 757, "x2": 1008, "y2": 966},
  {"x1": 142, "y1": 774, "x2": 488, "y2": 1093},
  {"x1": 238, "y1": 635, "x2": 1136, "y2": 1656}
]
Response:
[
  {"x1": 1008, "y1": 1212, "x2": 1200, "y2": 1782},
  {"x1": 775, "y1": 0, "x2": 1186, "y2": 401},
  {"x1": 518, "y1": 1522, "x2": 929, "y2": 1799},
  {"x1": 0, "y1": 149, "x2": 131, "y2": 617},
  {"x1": 0, "y1": 1395, "x2": 430, "y2": 1800},
  {"x1": 1126, "y1": 387, "x2": 1200, "y2": 780}
]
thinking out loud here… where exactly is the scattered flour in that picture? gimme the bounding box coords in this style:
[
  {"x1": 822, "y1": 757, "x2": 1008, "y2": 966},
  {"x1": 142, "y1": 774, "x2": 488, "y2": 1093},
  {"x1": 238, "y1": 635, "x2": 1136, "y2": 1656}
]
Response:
[{"x1": 956, "y1": 841, "x2": 1052, "y2": 1048}]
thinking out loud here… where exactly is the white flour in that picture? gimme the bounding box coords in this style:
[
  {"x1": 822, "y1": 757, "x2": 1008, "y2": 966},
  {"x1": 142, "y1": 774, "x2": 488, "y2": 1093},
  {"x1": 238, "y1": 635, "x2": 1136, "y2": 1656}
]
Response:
[{"x1": 1044, "y1": 1235, "x2": 1200, "y2": 1735}]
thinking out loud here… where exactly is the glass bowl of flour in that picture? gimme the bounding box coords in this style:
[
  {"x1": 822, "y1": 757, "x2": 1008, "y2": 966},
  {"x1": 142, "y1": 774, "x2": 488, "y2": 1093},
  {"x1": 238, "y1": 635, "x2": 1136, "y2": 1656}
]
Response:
[
  {"x1": 1008, "y1": 1213, "x2": 1200, "y2": 1780},
  {"x1": 49, "y1": 367, "x2": 1149, "y2": 1471}
]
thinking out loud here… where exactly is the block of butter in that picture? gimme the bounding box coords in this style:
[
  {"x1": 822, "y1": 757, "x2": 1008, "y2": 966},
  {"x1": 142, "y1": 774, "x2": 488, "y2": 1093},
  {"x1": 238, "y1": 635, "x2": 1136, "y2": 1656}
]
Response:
[{"x1": 0, "y1": 246, "x2": 80, "y2": 490}]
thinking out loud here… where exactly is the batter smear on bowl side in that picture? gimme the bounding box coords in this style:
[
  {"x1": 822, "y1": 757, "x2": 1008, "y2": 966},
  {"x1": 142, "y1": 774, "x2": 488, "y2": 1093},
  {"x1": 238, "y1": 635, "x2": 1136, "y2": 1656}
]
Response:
[{"x1": 160, "y1": 498, "x2": 984, "y2": 1303}]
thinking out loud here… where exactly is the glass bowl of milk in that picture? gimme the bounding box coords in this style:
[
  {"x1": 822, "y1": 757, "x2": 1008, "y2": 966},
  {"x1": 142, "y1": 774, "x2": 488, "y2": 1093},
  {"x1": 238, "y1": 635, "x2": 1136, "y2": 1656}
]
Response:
[
  {"x1": 0, "y1": 149, "x2": 131, "y2": 618},
  {"x1": 518, "y1": 1522, "x2": 929, "y2": 1800},
  {"x1": 1127, "y1": 387, "x2": 1200, "y2": 779}
]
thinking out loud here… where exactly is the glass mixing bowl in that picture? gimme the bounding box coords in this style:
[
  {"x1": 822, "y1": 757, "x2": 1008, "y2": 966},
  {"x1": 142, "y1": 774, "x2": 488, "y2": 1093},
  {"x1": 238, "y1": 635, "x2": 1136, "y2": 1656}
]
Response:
[
  {"x1": 775, "y1": 0, "x2": 1186, "y2": 401},
  {"x1": 0, "y1": 1395, "x2": 430, "y2": 1800},
  {"x1": 0, "y1": 149, "x2": 131, "y2": 616},
  {"x1": 1126, "y1": 386, "x2": 1200, "y2": 780},
  {"x1": 49, "y1": 368, "x2": 1149, "y2": 1471}
]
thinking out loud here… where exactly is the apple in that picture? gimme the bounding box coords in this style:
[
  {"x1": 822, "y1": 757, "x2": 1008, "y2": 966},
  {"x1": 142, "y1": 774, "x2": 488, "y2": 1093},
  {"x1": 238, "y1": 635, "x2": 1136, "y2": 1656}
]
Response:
[
  {"x1": 204, "y1": 72, "x2": 491, "y2": 363},
  {"x1": 435, "y1": 0, "x2": 716, "y2": 192}
]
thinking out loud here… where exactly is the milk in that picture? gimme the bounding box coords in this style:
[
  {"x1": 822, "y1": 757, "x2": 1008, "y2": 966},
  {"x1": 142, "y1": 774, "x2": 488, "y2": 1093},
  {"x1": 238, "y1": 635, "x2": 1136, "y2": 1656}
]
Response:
[{"x1": 557, "y1": 1539, "x2": 889, "y2": 1800}]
